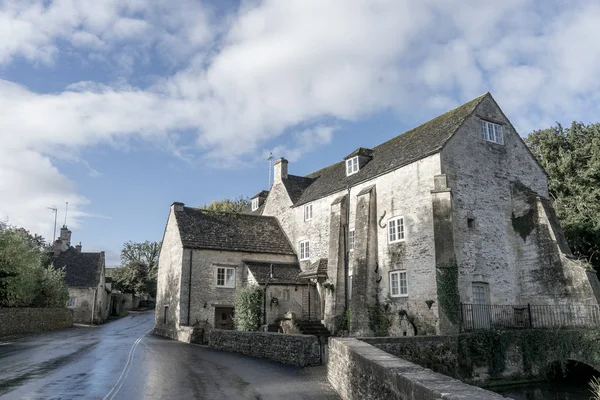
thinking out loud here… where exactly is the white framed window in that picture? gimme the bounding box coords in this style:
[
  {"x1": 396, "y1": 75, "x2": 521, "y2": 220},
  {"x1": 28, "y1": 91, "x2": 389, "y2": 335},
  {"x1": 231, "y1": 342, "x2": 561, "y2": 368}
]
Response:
[
  {"x1": 390, "y1": 270, "x2": 408, "y2": 297},
  {"x1": 346, "y1": 156, "x2": 359, "y2": 176},
  {"x1": 472, "y1": 283, "x2": 488, "y2": 305},
  {"x1": 481, "y1": 120, "x2": 504, "y2": 144},
  {"x1": 388, "y1": 216, "x2": 405, "y2": 243},
  {"x1": 66, "y1": 296, "x2": 77, "y2": 308},
  {"x1": 299, "y1": 240, "x2": 310, "y2": 260},
  {"x1": 304, "y1": 204, "x2": 313, "y2": 221},
  {"x1": 251, "y1": 198, "x2": 259, "y2": 211},
  {"x1": 348, "y1": 229, "x2": 355, "y2": 251},
  {"x1": 216, "y1": 267, "x2": 236, "y2": 288}
]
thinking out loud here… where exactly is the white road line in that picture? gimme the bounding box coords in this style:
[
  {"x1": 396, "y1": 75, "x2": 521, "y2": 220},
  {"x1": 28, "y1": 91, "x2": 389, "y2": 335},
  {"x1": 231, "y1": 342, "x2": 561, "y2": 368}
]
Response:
[{"x1": 103, "y1": 328, "x2": 152, "y2": 400}]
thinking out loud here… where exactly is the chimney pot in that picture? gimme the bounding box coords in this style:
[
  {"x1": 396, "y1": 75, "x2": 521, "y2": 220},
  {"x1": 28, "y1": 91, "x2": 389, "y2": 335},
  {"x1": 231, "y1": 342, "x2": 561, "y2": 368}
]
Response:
[
  {"x1": 76, "y1": 242, "x2": 82, "y2": 253},
  {"x1": 273, "y1": 158, "x2": 288, "y2": 182}
]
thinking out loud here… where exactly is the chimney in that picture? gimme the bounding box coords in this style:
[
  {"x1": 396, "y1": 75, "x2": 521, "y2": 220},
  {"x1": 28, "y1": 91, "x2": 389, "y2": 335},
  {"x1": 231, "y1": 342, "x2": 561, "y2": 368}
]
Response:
[
  {"x1": 172, "y1": 202, "x2": 184, "y2": 212},
  {"x1": 76, "y1": 242, "x2": 82, "y2": 253},
  {"x1": 53, "y1": 239, "x2": 63, "y2": 257},
  {"x1": 59, "y1": 225, "x2": 72, "y2": 247},
  {"x1": 273, "y1": 158, "x2": 288, "y2": 182}
]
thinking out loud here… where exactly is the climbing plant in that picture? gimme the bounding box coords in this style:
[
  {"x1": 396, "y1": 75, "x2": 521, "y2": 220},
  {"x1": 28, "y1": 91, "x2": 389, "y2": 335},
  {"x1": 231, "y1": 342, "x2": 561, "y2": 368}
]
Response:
[
  {"x1": 436, "y1": 258, "x2": 460, "y2": 325},
  {"x1": 367, "y1": 294, "x2": 392, "y2": 336},
  {"x1": 233, "y1": 285, "x2": 264, "y2": 331}
]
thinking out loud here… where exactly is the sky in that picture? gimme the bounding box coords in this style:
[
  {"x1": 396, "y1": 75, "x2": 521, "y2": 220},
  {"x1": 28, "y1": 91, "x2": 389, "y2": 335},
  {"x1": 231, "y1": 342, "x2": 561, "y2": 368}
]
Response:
[{"x1": 1, "y1": 0, "x2": 600, "y2": 268}]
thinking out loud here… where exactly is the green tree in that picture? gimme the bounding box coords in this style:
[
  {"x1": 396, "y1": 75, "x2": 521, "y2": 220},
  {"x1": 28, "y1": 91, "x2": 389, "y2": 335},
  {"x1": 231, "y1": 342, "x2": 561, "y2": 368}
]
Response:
[
  {"x1": 200, "y1": 196, "x2": 251, "y2": 213},
  {"x1": 112, "y1": 241, "x2": 161, "y2": 296},
  {"x1": 234, "y1": 285, "x2": 264, "y2": 331},
  {"x1": 526, "y1": 122, "x2": 600, "y2": 270}
]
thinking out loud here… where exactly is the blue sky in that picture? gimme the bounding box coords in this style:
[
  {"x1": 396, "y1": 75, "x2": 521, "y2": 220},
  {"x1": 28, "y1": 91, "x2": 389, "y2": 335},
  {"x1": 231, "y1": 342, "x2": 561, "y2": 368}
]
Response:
[{"x1": 1, "y1": 0, "x2": 600, "y2": 267}]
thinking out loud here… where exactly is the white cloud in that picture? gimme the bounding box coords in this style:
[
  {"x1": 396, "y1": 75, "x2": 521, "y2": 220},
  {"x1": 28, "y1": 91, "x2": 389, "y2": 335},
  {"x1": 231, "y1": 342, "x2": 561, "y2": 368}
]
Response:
[{"x1": 2, "y1": 0, "x2": 600, "y2": 236}]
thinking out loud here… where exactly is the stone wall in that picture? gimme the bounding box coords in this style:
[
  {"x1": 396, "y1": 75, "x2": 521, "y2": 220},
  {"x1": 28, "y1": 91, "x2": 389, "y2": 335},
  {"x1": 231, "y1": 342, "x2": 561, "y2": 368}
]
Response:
[
  {"x1": 0, "y1": 308, "x2": 73, "y2": 337},
  {"x1": 328, "y1": 337, "x2": 505, "y2": 400},
  {"x1": 207, "y1": 329, "x2": 321, "y2": 367}
]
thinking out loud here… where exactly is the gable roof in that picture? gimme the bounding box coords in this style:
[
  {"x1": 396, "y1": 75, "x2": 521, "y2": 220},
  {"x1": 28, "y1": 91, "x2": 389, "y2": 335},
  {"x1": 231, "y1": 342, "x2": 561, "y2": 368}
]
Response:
[
  {"x1": 298, "y1": 258, "x2": 328, "y2": 279},
  {"x1": 281, "y1": 174, "x2": 315, "y2": 203},
  {"x1": 52, "y1": 248, "x2": 104, "y2": 287},
  {"x1": 245, "y1": 261, "x2": 303, "y2": 285},
  {"x1": 287, "y1": 93, "x2": 488, "y2": 206},
  {"x1": 175, "y1": 207, "x2": 296, "y2": 255}
]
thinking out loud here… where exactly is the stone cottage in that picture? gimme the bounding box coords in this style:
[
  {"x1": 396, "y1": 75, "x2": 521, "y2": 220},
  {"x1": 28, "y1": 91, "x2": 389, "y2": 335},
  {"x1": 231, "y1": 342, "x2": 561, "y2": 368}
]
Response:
[
  {"x1": 51, "y1": 226, "x2": 110, "y2": 324},
  {"x1": 156, "y1": 92, "x2": 600, "y2": 338},
  {"x1": 154, "y1": 206, "x2": 317, "y2": 339}
]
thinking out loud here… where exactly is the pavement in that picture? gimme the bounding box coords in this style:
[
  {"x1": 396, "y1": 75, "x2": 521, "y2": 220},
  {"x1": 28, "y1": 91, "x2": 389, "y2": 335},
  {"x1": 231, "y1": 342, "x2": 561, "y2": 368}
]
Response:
[{"x1": 0, "y1": 311, "x2": 339, "y2": 399}]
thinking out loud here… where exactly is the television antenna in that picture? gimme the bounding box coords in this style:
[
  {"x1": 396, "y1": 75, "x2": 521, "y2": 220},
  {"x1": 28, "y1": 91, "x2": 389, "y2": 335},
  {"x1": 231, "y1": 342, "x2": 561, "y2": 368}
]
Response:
[
  {"x1": 268, "y1": 152, "x2": 274, "y2": 188},
  {"x1": 64, "y1": 202, "x2": 69, "y2": 226},
  {"x1": 47, "y1": 206, "x2": 57, "y2": 243}
]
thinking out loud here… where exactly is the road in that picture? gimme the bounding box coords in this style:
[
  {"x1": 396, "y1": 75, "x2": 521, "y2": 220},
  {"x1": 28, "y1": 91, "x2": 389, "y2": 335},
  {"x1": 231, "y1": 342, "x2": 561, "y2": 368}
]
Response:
[{"x1": 0, "y1": 311, "x2": 339, "y2": 399}]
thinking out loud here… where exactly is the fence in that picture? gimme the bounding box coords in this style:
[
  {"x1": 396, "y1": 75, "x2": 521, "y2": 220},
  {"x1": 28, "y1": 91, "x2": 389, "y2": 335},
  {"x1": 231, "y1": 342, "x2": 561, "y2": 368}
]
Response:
[{"x1": 460, "y1": 303, "x2": 600, "y2": 331}]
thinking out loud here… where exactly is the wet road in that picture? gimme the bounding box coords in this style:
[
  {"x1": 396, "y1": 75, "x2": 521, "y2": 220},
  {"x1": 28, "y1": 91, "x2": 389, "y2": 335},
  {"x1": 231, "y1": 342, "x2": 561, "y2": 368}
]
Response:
[{"x1": 0, "y1": 311, "x2": 339, "y2": 399}]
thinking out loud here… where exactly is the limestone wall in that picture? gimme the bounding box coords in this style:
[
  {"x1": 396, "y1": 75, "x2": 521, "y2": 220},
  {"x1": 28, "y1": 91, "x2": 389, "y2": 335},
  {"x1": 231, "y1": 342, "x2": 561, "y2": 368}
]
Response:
[
  {"x1": 207, "y1": 329, "x2": 321, "y2": 367},
  {"x1": 0, "y1": 308, "x2": 73, "y2": 337},
  {"x1": 328, "y1": 337, "x2": 505, "y2": 400}
]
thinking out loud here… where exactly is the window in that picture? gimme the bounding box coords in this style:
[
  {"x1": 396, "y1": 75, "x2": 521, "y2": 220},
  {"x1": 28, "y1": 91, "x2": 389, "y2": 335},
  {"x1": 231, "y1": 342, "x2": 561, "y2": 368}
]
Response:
[
  {"x1": 348, "y1": 229, "x2": 355, "y2": 251},
  {"x1": 163, "y1": 305, "x2": 168, "y2": 324},
  {"x1": 390, "y1": 270, "x2": 408, "y2": 297},
  {"x1": 66, "y1": 296, "x2": 77, "y2": 308},
  {"x1": 346, "y1": 156, "x2": 359, "y2": 176},
  {"x1": 481, "y1": 120, "x2": 504, "y2": 144},
  {"x1": 251, "y1": 198, "x2": 259, "y2": 211},
  {"x1": 216, "y1": 267, "x2": 236, "y2": 288},
  {"x1": 304, "y1": 204, "x2": 313, "y2": 221},
  {"x1": 299, "y1": 240, "x2": 310, "y2": 260},
  {"x1": 388, "y1": 216, "x2": 405, "y2": 243},
  {"x1": 472, "y1": 283, "x2": 488, "y2": 305},
  {"x1": 283, "y1": 289, "x2": 290, "y2": 301}
]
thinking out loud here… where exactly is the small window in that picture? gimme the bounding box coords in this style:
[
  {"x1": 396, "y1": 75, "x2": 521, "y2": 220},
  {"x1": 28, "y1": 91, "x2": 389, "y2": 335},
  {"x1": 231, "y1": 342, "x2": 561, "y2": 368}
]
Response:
[
  {"x1": 346, "y1": 156, "x2": 359, "y2": 176},
  {"x1": 163, "y1": 305, "x2": 168, "y2": 324},
  {"x1": 481, "y1": 120, "x2": 504, "y2": 144},
  {"x1": 251, "y1": 198, "x2": 259, "y2": 211},
  {"x1": 390, "y1": 270, "x2": 408, "y2": 297},
  {"x1": 304, "y1": 204, "x2": 313, "y2": 221},
  {"x1": 66, "y1": 296, "x2": 77, "y2": 308},
  {"x1": 283, "y1": 289, "x2": 290, "y2": 301},
  {"x1": 472, "y1": 283, "x2": 488, "y2": 305},
  {"x1": 348, "y1": 229, "x2": 355, "y2": 251},
  {"x1": 388, "y1": 216, "x2": 405, "y2": 243},
  {"x1": 299, "y1": 240, "x2": 310, "y2": 260},
  {"x1": 216, "y1": 267, "x2": 236, "y2": 288}
]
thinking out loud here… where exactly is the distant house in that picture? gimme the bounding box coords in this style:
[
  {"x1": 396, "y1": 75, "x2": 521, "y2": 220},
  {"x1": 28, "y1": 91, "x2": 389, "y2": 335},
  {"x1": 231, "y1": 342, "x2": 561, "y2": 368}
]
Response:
[
  {"x1": 51, "y1": 226, "x2": 110, "y2": 324},
  {"x1": 154, "y1": 206, "x2": 313, "y2": 339}
]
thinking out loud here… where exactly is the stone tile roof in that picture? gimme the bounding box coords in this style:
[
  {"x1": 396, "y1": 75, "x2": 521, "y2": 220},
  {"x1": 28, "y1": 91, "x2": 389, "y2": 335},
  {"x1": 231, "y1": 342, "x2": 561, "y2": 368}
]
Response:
[
  {"x1": 52, "y1": 248, "x2": 104, "y2": 287},
  {"x1": 175, "y1": 207, "x2": 296, "y2": 255},
  {"x1": 251, "y1": 190, "x2": 270, "y2": 199},
  {"x1": 298, "y1": 258, "x2": 328, "y2": 279},
  {"x1": 290, "y1": 93, "x2": 488, "y2": 206},
  {"x1": 282, "y1": 175, "x2": 315, "y2": 203},
  {"x1": 245, "y1": 261, "x2": 303, "y2": 285}
]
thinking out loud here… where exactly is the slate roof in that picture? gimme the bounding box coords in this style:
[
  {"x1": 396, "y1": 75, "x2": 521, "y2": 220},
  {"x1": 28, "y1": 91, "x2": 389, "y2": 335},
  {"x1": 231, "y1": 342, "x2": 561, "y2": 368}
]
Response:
[
  {"x1": 175, "y1": 207, "x2": 296, "y2": 255},
  {"x1": 289, "y1": 93, "x2": 488, "y2": 206},
  {"x1": 298, "y1": 258, "x2": 328, "y2": 279},
  {"x1": 251, "y1": 190, "x2": 270, "y2": 199},
  {"x1": 52, "y1": 248, "x2": 104, "y2": 287},
  {"x1": 245, "y1": 261, "x2": 303, "y2": 285},
  {"x1": 281, "y1": 175, "x2": 315, "y2": 203}
]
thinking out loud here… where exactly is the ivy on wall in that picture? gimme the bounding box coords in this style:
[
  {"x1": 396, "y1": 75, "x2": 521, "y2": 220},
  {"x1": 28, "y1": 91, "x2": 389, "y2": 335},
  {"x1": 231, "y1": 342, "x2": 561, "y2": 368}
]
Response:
[{"x1": 436, "y1": 258, "x2": 460, "y2": 326}]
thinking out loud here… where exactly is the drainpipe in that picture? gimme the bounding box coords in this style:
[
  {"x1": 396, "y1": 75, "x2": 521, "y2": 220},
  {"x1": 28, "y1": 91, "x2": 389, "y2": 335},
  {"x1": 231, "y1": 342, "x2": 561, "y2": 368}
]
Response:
[
  {"x1": 344, "y1": 186, "x2": 351, "y2": 310},
  {"x1": 187, "y1": 249, "x2": 193, "y2": 325},
  {"x1": 91, "y1": 287, "x2": 98, "y2": 325}
]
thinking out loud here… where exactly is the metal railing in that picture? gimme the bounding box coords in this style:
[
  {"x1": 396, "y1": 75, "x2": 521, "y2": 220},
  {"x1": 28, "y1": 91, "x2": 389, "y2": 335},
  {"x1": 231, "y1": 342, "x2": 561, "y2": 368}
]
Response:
[{"x1": 460, "y1": 303, "x2": 600, "y2": 332}]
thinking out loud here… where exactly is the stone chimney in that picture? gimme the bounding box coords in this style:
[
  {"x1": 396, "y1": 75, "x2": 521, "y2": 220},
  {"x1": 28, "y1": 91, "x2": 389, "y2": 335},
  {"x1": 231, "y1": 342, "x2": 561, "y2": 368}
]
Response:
[
  {"x1": 172, "y1": 202, "x2": 184, "y2": 212},
  {"x1": 274, "y1": 158, "x2": 288, "y2": 182},
  {"x1": 76, "y1": 242, "x2": 82, "y2": 253},
  {"x1": 53, "y1": 239, "x2": 63, "y2": 257},
  {"x1": 59, "y1": 225, "x2": 72, "y2": 247}
]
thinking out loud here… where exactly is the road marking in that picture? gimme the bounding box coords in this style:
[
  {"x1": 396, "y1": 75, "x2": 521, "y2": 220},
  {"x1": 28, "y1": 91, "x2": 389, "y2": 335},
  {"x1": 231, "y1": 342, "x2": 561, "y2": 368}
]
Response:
[{"x1": 103, "y1": 328, "x2": 152, "y2": 400}]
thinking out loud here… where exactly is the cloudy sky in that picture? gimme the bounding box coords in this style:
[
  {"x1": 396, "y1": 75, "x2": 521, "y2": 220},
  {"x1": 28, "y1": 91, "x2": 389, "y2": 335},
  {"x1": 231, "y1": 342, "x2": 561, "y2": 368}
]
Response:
[{"x1": 1, "y1": 0, "x2": 599, "y2": 267}]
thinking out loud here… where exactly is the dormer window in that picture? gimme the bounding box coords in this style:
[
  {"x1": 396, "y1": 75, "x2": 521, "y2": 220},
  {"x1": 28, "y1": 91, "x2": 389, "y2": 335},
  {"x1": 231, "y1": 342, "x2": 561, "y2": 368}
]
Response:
[
  {"x1": 481, "y1": 120, "x2": 504, "y2": 145},
  {"x1": 251, "y1": 198, "x2": 259, "y2": 211},
  {"x1": 346, "y1": 156, "x2": 359, "y2": 176}
]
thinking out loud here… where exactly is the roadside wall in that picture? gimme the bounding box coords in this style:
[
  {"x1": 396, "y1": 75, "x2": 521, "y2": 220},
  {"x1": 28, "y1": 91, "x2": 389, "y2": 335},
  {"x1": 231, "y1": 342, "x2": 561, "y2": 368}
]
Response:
[
  {"x1": 328, "y1": 337, "x2": 506, "y2": 400},
  {"x1": 207, "y1": 329, "x2": 321, "y2": 367},
  {"x1": 0, "y1": 308, "x2": 73, "y2": 337}
]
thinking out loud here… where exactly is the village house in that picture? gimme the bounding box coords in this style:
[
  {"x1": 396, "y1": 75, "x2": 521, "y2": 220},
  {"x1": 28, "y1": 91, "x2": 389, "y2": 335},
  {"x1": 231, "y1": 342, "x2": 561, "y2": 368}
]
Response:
[
  {"x1": 51, "y1": 225, "x2": 110, "y2": 324},
  {"x1": 155, "y1": 92, "x2": 600, "y2": 340}
]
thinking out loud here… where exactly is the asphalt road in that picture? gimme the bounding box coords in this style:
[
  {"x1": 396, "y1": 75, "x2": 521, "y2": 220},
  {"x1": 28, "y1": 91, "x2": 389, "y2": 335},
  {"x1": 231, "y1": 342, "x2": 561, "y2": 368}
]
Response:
[{"x1": 0, "y1": 311, "x2": 339, "y2": 399}]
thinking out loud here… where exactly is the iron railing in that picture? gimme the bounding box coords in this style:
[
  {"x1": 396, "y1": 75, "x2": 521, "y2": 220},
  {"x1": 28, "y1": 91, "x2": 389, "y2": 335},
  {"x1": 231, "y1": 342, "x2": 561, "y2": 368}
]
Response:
[{"x1": 460, "y1": 303, "x2": 600, "y2": 332}]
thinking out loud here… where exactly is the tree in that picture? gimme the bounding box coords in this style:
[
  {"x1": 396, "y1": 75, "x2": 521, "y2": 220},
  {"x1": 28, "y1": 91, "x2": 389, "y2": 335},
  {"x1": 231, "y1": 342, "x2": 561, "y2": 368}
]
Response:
[
  {"x1": 112, "y1": 240, "x2": 161, "y2": 296},
  {"x1": 120, "y1": 240, "x2": 160, "y2": 281},
  {"x1": 234, "y1": 285, "x2": 264, "y2": 331},
  {"x1": 525, "y1": 122, "x2": 600, "y2": 270},
  {"x1": 200, "y1": 196, "x2": 251, "y2": 213}
]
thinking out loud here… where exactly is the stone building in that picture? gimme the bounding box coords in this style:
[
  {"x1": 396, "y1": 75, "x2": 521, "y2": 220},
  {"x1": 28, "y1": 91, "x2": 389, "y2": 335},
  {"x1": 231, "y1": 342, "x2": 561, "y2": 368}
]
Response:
[
  {"x1": 154, "y1": 205, "x2": 313, "y2": 339},
  {"x1": 156, "y1": 92, "x2": 600, "y2": 338},
  {"x1": 51, "y1": 226, "x2": 110, "y2": 324}
]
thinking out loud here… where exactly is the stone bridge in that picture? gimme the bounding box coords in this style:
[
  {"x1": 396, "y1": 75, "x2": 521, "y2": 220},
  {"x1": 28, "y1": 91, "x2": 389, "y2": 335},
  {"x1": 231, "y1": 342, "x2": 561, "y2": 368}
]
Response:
[{"x1": 363, "y1": 329, "x2": 600, "y2": 384}]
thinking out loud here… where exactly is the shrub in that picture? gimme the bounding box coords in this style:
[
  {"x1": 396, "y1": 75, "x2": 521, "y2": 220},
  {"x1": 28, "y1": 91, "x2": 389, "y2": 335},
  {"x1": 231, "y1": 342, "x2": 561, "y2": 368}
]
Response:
[{"x1": 234, "y1": 285, "x2": 264, "y2": 331}]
